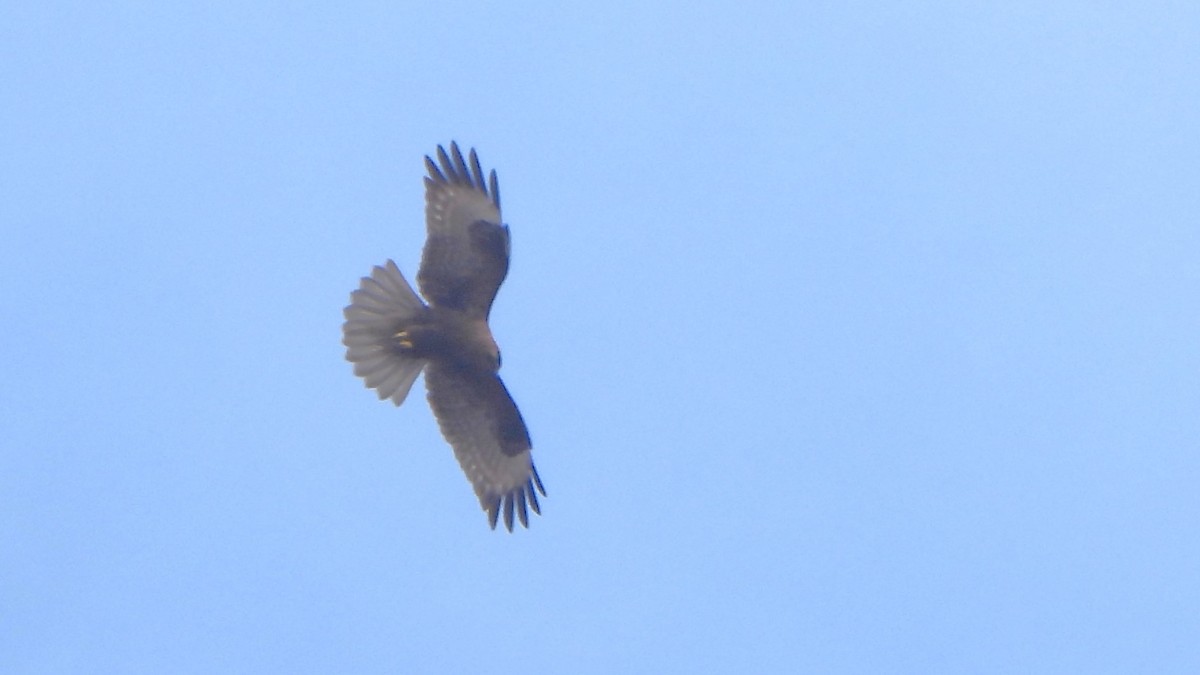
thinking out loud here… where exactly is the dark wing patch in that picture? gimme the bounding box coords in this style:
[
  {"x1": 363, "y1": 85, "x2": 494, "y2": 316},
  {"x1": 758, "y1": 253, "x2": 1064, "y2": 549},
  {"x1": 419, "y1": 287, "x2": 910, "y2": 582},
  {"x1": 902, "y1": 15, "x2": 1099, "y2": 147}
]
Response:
[
  {"x1": 418, "y1": 142, "x2": 510, "y2": 319},
  {"x1": 424, "y1": 363, "x2": 545, "y2": 531}
]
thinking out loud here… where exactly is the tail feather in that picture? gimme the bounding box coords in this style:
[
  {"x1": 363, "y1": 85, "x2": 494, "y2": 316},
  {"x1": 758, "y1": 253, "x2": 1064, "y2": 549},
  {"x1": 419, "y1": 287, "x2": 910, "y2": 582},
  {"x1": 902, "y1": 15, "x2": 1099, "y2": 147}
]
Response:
[{"x1": 343, "y1": 260, "x2": 427, "y2": 406}]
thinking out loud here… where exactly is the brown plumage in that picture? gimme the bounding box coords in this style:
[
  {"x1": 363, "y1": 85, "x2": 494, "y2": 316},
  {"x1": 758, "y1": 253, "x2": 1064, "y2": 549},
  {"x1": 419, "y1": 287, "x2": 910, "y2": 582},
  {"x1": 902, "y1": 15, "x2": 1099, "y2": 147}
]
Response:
[{"x1": 342, "y1": 143, "x2": 544, "y2": 531}]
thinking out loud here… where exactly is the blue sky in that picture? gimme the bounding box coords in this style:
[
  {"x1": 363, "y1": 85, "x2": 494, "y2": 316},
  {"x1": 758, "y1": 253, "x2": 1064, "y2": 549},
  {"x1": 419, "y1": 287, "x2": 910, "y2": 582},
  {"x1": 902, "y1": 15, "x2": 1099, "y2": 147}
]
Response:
[{"x1": 3, "y1": 2, "x2": 1198, "y2": 673}]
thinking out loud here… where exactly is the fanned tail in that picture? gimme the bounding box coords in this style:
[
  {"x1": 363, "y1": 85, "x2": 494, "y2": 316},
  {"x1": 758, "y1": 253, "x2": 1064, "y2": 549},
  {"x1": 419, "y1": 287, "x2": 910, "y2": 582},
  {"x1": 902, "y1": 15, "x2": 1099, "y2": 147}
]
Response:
[{"x1": 342, "y1": 260, "x2": 428, "y2": 405}]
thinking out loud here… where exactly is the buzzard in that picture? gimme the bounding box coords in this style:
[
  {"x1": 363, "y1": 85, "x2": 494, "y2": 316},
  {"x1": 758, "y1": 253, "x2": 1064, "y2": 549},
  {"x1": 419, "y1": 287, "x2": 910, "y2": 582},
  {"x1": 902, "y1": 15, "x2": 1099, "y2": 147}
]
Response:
[{"x1": 342, "y1": 143, "x2": 545, "y2": 531}]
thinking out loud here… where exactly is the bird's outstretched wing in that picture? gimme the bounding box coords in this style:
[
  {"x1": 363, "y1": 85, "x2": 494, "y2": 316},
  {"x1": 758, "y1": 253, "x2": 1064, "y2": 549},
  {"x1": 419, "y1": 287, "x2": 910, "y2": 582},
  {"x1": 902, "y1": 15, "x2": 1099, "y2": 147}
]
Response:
[
  {"x1": 424, "y1": 363, "x2": 545, "y2": 531},
  {"x1": 419, "y1": 143, "x2": 510, "y2": 319}
]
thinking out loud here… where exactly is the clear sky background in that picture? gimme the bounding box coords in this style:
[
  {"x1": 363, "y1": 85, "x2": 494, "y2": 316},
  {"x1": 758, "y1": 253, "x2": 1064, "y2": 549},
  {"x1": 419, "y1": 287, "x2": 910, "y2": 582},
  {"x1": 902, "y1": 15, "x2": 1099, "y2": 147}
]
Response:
[{"x1": 3, "y1": 2, "x2": 1198, "y2": 673}]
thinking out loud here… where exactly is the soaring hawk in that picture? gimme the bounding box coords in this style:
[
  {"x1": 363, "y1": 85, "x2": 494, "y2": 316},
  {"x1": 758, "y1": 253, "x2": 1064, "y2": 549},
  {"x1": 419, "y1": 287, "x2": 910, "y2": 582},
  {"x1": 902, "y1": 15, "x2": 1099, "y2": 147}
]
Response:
[{"x1": 342, "y1": 143, "x2": 544, "y2": 531}]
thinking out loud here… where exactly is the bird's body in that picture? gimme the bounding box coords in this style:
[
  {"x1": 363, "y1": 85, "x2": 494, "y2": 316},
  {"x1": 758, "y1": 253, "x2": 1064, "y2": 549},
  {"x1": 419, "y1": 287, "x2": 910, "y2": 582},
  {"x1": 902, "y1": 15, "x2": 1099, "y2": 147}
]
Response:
[
  {"x1": 342, "y1": 143, "x2": 544, "y2": 531},
  {"x1": 395, "y1": 308, "x2": 499, "y2": 374}
]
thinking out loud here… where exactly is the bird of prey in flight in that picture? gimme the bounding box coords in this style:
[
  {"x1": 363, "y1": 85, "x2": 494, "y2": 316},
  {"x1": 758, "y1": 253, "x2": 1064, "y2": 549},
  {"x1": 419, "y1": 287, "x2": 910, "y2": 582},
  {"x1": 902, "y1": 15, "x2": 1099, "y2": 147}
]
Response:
[{"x1": 342, "y1": 143, "x2": 544, "y2": 531}]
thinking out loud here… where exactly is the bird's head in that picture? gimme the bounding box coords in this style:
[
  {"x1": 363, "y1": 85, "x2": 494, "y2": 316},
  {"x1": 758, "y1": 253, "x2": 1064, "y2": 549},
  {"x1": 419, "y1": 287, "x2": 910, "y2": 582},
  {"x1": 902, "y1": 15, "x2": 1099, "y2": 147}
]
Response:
[{"x1": 469, "y1": 318, "x2": 502, "y2": 371}]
